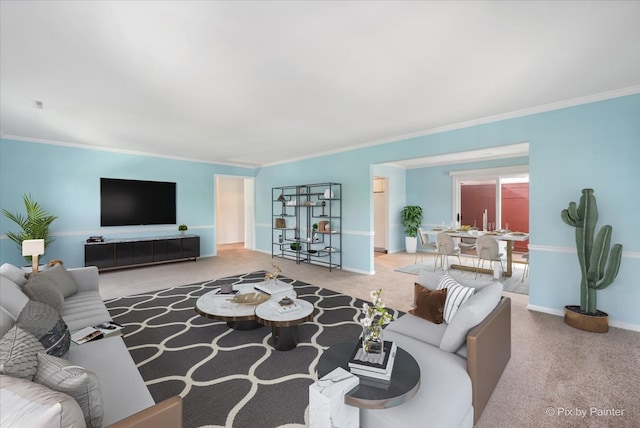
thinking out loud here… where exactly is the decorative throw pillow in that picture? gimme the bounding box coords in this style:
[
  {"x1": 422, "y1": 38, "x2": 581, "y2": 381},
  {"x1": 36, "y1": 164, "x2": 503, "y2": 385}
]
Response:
[
  {"x1": 0, "y1": 326, "x2": 45, "y2": 380},
  {"x1": 439, "y1": 282, "x2": 503, "y2": 352},
  {"x1": 34, "y1": 352, "x2": 104, "y2": 428},
  {"x1": 409, "y1": 283, "x2": 448, "y2": 324},
  {"x1": 0, "y1": 374, "x2": 86, "y2": 428},
  {"x1": 16, "y1": 300, "x2": 71, "y2": 357},
  {"x1": 36, "y1": 263, "x2": 79, "y2": 298},
  {"x1": 23, "y1": 274, "x2": 65, "y2": 310},
  {"x1": 0, "y1": 263, "x2": 28, "y2": 287},
  {"x1": 436, "y1": 274, "x2": 475, "y2": 324}
]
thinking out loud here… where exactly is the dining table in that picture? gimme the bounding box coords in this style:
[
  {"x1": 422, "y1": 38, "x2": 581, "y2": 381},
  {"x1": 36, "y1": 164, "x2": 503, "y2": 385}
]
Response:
[{"x1": 424, "y1": 229, "x2": 529, "y2": 278}]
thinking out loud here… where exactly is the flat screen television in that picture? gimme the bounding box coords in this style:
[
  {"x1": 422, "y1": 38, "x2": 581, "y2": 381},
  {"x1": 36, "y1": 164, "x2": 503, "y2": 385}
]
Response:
[{"x1": 100, "y1": 178, "x2": 176, "y2": 226}]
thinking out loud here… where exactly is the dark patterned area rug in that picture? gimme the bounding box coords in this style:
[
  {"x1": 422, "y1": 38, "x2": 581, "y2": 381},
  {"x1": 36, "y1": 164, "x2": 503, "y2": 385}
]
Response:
[{"x1": 105, "y1": 271, "x2": 401, "y2": 428}]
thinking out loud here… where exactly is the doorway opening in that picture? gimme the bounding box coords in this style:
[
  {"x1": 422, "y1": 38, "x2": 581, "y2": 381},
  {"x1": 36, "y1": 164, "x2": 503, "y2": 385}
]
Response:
[
  {"x1": 373, "y1": 177, "x2": 389, "y2": 254},
  {"x1": 452, "y1": 166, "x2": 529, "y2": 254},
  {"x1": 215, "y1": 175, "x2": 255, "y2": 253}
]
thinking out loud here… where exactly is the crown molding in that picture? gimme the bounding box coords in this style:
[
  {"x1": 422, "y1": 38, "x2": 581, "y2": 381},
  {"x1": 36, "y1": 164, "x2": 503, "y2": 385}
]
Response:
[
  {"x1": 0, "y1": 135, "x2": 261, "y2": 169},
  {"x1": 4, "y1": 86, "x2": 639, "y2": 168},
  {"x1": 263, "y1": 86, "x2": 640, "y2": 167}
]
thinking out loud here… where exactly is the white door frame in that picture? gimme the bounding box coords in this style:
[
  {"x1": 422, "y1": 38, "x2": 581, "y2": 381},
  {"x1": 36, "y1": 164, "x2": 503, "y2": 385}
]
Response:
[
  {"x1": 373, "y1": 177, "x2": 389, "y2": 252},
  {"x1": 214, "y1": 175, "x2": 256, "y2": 252}
]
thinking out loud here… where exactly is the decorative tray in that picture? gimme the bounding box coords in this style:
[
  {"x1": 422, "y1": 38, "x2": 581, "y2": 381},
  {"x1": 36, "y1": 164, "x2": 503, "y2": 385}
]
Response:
[{"x1": 228, "y1": 292, "x2": 270, "y2": 305}]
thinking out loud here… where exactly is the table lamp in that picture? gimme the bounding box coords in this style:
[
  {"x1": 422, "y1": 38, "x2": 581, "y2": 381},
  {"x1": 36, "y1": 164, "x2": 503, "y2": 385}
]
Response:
[{"x1": 22, "y1": 239, "x2": 45, "y2": 272}]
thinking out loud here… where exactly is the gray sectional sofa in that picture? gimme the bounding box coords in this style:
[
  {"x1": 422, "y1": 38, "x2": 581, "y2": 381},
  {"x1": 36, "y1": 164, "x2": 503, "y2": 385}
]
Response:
[
  {"x1": 360, "y1": 270, "x2": 511, "y2": 427},
  {"x1": 0, "y1": 263, "x2": 182, "y2": 428}
]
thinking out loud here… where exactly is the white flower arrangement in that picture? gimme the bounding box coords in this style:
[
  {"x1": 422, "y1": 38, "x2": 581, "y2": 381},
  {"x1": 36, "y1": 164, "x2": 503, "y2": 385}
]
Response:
[{"x1": 360, "y1": 289, "x2": 393, "y2": 353}]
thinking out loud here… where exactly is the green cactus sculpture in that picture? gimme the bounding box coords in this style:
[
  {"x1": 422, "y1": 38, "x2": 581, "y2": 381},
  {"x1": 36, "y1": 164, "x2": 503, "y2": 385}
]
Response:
[{"x1": 561, "y1": 188, "x2": 623, "y2": 315}]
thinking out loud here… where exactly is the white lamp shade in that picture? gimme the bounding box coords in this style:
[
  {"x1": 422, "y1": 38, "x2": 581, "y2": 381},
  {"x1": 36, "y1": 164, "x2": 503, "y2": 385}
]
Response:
[{"x1": 22, "y1": 239, "x2": 45, "y2": 257}]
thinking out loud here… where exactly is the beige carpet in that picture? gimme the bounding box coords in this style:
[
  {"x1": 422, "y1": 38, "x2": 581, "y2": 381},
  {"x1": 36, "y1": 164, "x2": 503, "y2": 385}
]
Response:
[{"x1": 98, "y1": 244, "x2": 640, "y2": 427}]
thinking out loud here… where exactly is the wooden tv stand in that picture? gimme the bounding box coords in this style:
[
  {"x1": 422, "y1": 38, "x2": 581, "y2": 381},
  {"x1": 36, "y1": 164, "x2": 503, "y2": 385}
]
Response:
[{"x1": 84, "y1": 235, "x2": 200, "y2": 271}]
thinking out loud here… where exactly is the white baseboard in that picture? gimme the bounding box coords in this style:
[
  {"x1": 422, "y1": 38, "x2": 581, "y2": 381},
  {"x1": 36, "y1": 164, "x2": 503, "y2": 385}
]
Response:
[
  {"x1": 342, "y1": 266, "x2": 374, "y2": 275},
  {"x1": 527, "y1": 304, "x2": 640, "y2": 332},
  {"x1": 526, "y1": 304, "x2": 564, "y2": 317}
]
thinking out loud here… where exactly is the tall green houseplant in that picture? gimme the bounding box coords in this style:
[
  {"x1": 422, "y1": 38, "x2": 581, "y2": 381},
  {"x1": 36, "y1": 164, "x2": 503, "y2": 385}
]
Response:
[
  {"x1": 401, "y1": 205, "x2": 423, "y2": 238},
  {"x1": 2, "y1": 194, "x2": 58, "y2": 262},
  {"x1": 561, "y1": 188, "x2": 623, "y2": 317}
]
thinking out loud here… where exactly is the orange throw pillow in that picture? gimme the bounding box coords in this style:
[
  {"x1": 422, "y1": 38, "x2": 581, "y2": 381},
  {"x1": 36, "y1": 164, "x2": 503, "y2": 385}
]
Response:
[{"x1": 409, "y1": 284, "x2": 448, "y2": 324}]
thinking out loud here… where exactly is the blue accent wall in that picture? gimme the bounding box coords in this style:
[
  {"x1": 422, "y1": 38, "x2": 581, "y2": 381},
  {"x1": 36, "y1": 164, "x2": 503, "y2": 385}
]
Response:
[
  {"x1": 256, "y1": 94, "x2": 640, "y2": 327},
  {"x1": 0, "y1": 139, "x2": 255, "y2": 267},
  {"x1": 406, "y1": 156, "x2": 529, "y2": 227},
  {"x1": 2, "y1": 93, "x2": 638, "y2": 327}
]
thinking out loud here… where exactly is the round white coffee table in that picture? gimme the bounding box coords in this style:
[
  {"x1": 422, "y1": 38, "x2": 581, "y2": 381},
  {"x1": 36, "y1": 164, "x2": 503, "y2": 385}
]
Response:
[
  {"x1": 255, "y1": 299, "x2": 315, "y2": 351},
  {"x1": 195, "y1": 282, "x2": 297, "y2": 330}
]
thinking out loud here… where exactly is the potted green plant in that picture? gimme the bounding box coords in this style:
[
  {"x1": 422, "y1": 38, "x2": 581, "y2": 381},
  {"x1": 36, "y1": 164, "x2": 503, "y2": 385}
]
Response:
[
  {"x1": 2, "y1": 194, "x2": 58, "y2": 263},
  {"x1": 178, "y1": 224, "x2": 188, "y2": 236},
  {"x1": 561, "y1": 188, "x2": 623, "y2": 333},
  {"x1": 401, "y1": 205, "x2": 423, "y2": 253}
]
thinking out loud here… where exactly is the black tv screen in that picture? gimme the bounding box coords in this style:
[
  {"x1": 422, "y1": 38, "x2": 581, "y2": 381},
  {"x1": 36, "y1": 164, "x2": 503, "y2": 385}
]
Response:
[{"x1": 100, "y1": 178, "x2": 176, "y2": 226}]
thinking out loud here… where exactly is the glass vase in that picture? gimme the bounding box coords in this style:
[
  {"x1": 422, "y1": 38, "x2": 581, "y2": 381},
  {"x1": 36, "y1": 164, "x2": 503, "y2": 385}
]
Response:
[{"x1": 362, "y1": 324, "x2": 384, "y2": 355}]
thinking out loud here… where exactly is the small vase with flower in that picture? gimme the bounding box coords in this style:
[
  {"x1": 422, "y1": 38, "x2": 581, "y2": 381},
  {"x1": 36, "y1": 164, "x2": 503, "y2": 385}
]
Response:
[{"x1": 360, "y1": 289, "x2": 392, "y2": 355}]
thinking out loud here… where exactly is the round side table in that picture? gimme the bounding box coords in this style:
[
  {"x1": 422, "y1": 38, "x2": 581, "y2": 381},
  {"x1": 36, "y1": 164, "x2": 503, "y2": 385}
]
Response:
[
  {"x1": 255, "y1": 299, "x2": 315, "y2": 351},
  {"x1": 317, "y1": 339, "x2": 421, "y2": 409}
]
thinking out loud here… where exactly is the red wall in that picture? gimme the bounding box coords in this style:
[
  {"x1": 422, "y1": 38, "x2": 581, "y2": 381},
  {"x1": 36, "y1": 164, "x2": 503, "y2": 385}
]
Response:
[{"x1": 461, "y1": 182, "x2": 529, "y2": 252}]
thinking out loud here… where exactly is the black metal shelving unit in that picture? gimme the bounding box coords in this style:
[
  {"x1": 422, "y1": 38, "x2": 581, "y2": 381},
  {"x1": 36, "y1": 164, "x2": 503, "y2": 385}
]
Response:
[{"x1": 271, "y1": 182, "x2": 341, "y2": 271}]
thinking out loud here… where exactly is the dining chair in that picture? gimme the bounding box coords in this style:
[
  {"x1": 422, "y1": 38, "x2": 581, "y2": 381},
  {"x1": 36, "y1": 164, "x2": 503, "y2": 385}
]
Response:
[
  {"x1": 435, "y1": 232, "x2": 461, "y2": 271},
  {"x1": 416, "y1": 227, "x2": 438, "y2": 264},
  {"x1": 475, "y1": 235, "x2": 504, "y2": 279},
  {"x1": 457, "y1": 236, "x2": 477, "y2": 256}
]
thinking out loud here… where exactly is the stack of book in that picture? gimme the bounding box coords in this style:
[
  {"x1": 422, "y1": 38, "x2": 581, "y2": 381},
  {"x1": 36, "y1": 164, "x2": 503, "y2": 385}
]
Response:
[
  {"x1": 253, "y1": 281, "x2": 294, "y2": 295},
  {"x1": 268, "y1": 298, "x2": 302, "y2": 313},
  {"x1": 347, "y1": 340, "x2": 397, "y2": 383}
]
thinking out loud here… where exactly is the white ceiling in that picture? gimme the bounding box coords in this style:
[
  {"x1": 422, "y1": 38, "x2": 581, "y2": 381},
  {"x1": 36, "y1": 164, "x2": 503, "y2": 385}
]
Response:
[{"x1": 1, "y1": 1, "x2": 639, "y2": 168}]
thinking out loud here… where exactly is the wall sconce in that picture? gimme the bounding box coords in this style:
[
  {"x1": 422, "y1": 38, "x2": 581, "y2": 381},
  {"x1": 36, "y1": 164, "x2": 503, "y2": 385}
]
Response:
[{"x1": 22, "y1": 239, "x2": 45, "y2": 272}]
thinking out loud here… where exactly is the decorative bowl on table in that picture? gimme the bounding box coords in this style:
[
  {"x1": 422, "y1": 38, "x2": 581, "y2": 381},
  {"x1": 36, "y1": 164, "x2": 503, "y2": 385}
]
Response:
[
  {"x1": 228, "y1": 293, "x2": 270, "y2": 305},
  {"x1": 278, "y1": 297, "x2": 294, "y2": 306}
]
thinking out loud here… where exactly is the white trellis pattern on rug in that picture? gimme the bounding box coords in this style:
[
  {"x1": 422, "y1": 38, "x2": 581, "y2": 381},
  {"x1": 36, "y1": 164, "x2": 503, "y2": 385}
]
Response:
[{"x1": 105, "y1": 272, "x2": 401, "y2": 428}]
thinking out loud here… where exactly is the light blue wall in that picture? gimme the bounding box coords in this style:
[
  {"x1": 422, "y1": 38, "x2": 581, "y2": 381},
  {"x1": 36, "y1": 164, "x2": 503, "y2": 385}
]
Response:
[
  {"x1": 256, "y1": 94, "x2": 640, "y2": 327},
  {"x1": 406, "y1": 156, "x2": 529, "y2": 227},
  {"x1": 2, "y1": 94, "x2": 638, "y2": 327},
  {"x1": 0, "y1": 139, "x2": 255, "y2": 268}
]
